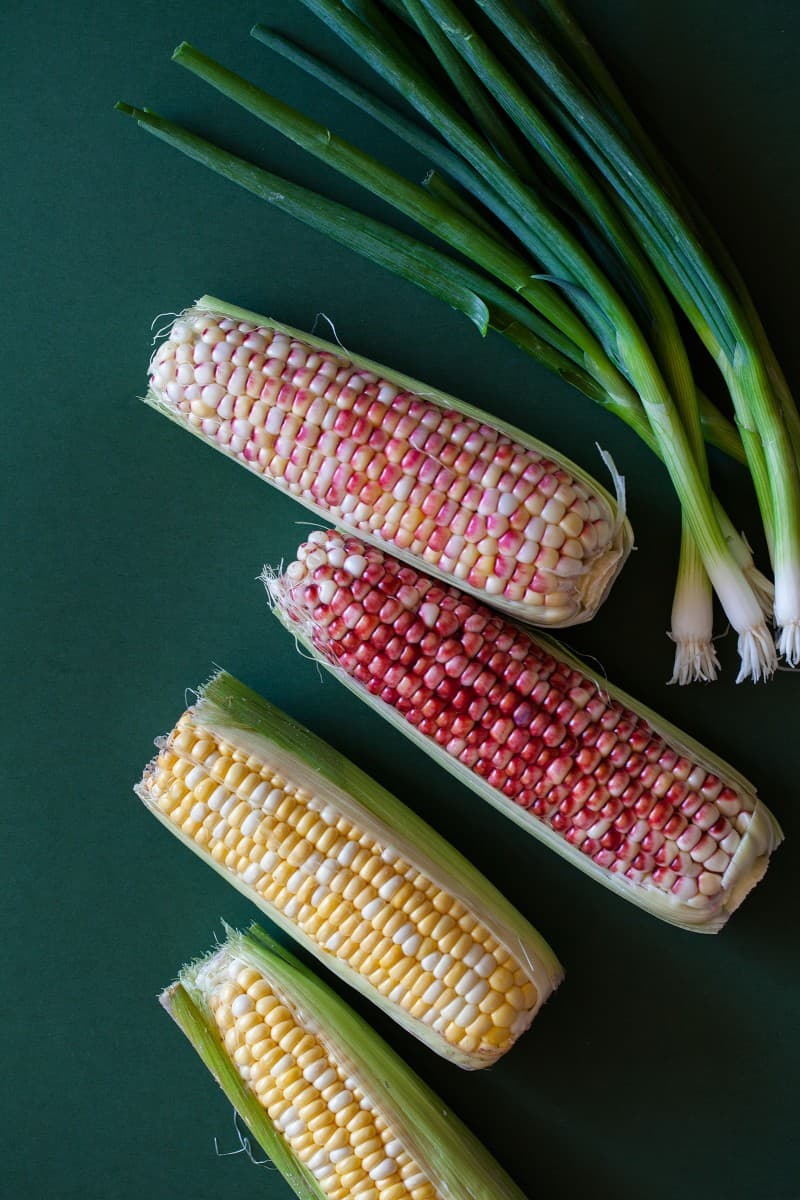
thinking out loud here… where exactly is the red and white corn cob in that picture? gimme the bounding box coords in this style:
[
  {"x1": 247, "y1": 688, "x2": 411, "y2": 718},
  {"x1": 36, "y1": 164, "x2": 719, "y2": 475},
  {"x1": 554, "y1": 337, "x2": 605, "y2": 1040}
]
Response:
[
  {"x1": 267, "y1": 531, "x2": 782, "y2": 933},
  {"x1": 147, "y1": 296, "x2": 631, "y2": 625}
]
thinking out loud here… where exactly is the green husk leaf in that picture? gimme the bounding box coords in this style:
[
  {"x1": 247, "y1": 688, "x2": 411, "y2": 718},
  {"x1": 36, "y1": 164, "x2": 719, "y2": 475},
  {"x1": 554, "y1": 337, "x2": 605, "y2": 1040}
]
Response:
[{"x1": 162, "y1": 979, "x2": 325, "y2": 1200}]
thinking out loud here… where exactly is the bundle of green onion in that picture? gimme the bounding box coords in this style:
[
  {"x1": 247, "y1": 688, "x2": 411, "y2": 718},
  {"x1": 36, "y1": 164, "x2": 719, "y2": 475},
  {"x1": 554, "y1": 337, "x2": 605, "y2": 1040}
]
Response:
[{"x1": 118, "y1": 0, "x2": 800, "y2": 683}]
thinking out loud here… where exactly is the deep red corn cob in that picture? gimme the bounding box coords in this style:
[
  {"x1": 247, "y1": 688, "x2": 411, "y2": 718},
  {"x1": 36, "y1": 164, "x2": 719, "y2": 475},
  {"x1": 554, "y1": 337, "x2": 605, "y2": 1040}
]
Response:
[{"x1": 267, "y1": 531, "x2": 782, "y2": 932}]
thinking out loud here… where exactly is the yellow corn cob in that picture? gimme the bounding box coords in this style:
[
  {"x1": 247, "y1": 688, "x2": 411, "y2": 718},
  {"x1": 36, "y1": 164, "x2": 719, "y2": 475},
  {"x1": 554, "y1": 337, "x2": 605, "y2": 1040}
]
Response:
[
  {"x1": 145, "y1": 296, "x2": 632, "y2": 626},
  {"x1": 137, "y1": 671, "x2": 562, "y2": 1067},
  {"x1": 163, "y1": 925, "x2": 529, "y2": 1200}
]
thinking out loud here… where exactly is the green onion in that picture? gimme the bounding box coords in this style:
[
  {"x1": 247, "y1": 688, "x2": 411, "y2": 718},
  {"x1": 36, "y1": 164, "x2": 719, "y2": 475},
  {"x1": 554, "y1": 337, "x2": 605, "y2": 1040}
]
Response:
[{"x1": 473, "y1": 0, "x2": 800, "y2": 663}]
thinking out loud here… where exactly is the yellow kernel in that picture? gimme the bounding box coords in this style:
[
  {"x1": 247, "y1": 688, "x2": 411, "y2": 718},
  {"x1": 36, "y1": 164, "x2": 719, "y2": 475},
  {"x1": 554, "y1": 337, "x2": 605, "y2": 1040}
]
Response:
[
  {"x1": 521, "y1": 983, "x2": 538, "y2": 1009},
  {"x1": 490, "y1": 1003, "x2": 516, "y2": 1028},
  {"x1": 485, "y1": 1026, "x2": 513, "y2": 1048},
  {"x1": 335, "y1": 1102, "x2": 362, "y2": 1127},
  {"x1": 224, "y1": 762, "x2": 249, "y2": 790},
  {"x1": 490, "y1": 966, "x2": 515, "y2": 992}
]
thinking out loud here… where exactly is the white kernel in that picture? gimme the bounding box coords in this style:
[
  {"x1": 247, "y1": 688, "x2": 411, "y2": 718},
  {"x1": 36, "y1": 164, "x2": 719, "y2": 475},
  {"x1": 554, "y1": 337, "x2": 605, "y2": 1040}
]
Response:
[
  {"x1": 231, "y1": 993, "x2": 254, "y2": 1017},
  {"x1": 285, "y1": 1118, "x2": 306, "y2": 1138},
  {"x1": 703, "y1": 850, "x2": 729, "y2": 873},
  {"x1": 433, "y1": 954, "x2": 453, "y2": 980},
  {"x1": 190, "y1": 801, "x2": 208, "y2": 823},
  {"x1": 423, "y1": 980, "x2": 444, "y2": 1005},
  {"x1": 171, "y1": 321, "x2": 190, "y2": 342},
  {"x1": 272, "y1": 1055, "x2": 295, "y2": 1080},
  {"x1": 320, "y1": 804, "x2": 338, "y2": 825},
  {"x1": 378, "y1": 877, "x2": 404, "y2": 902},
  {"x1": 392, "y1": 922, "x2": 415, "y2": 945},
  {"x1": 185, "y1": 765, "x2": 207, "y2": 789},
  {"x1": 220, "y1": 796, "x2": 237, "y2": 818},
  {"x1": 287, "y1": 870, "x2": 306, "y2": 893},
  {"x1": 217, "y1": 393, "x2": 234, "y2": 420},
  {"x1": 200, "y1": 323, "x2": 225, "y2": 345},
  {"x1": 316, "y1": 859, "x2": 338, "y2": 885},
  {"x1": 302, "y1": 849, "x2": 323, "y2": 878},
  {"x1": 498, "y1": 492, "x2": 518, "y2": 516},
  {"x1": 241, "y1": 811, "x2": 261, "y2": 838},
  {"x1": 463, "y1": 944, "x2": 484, "y2": 969},
  {"x1": 311, "y1": 885, "x2": 329, "y2": 907},
  {"x1": 362, "y1": 898, "x2": 384, "y2": 920},
  {"x1": 314, "y1": 1068, "x2": 337, "y2": 1090},
  {"x1": 250, "y1": 777, "x2": 272, "y2": 806},
  {"x1": 303, "y1": 1060, "x2": 327, "y2": 1084},
  {"x1": 242, "y1": 863, "x2": 262, "y2": 885},
  {"x1": 318, "y1": 579, "x2": 336, "y2": 604},
  {"x1": 454, "y1": 969, "x2": 479, "y2": 997},
  {"x1": 325, "y1": 932, "x2": 344, "y2": 952},
  {"x1": 327, "y1": 547, "x2": 346, "y2": 569},
  {"x1": 401, "y1": 933, "x2": 422, "y2": 956},
  {"x1": 385, "y1": 1139, "x2": 403, "y2": 1158},
  {"x1": 260, "y1": 850, "x2": 278, "y2": 872},
  {"x1": 212, "y1": 820, "x2": 227, "y2": 840},
  {"x1": 343, "y1": 554, "x2": 367, "y2": 578},
  {"x1": 454, "y1": 1003, "x2": 478, "y2": 1028},
  {"x1": 330, "y1": 1146, "x2": 350, "y2": 1164},
  {"x1": 265, "y1": 789, "x2": 284, "y2": 812},
  {"x1": 328, "y1": 1090, "x2": 353, "y2": 1114},
  {"x1": 370, "y1": 1158, "x2": 397, "y2": 1182},
  {"x1": 194, "y1": 363, "x2": 215, "y2": 386},
  {"x1": 466, "y1": 980, "x2": 490, "y2": 1005},
  {"x1": 338, "y1": 841, "x2": 358, "y2": 867},
  {"x1": 421, "y1": 952, "x2": 442, "y2": 972},
  {"x1": 405, "y1": 1171, "x2": 428, "y2": 1189},
  {"x1": 419, "y1": 602, "x2": 440, "y2": 628},
  {"x1": 472, "y1": 950, "x2": 496, "y2": 979}
]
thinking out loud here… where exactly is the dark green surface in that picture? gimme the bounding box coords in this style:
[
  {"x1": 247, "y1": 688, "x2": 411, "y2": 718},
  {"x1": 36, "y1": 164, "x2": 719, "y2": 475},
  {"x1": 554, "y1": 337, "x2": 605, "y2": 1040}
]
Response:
[{"x1": 4, "y1": 2, "x2": 798, "y2": 1197}]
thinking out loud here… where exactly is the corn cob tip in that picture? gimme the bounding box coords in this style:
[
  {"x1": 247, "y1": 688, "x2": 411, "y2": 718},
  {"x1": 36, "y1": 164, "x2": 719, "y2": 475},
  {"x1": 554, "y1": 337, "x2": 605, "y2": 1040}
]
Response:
[{"x1": 267, "y1": 529, "x2": 782, "y2": 934}]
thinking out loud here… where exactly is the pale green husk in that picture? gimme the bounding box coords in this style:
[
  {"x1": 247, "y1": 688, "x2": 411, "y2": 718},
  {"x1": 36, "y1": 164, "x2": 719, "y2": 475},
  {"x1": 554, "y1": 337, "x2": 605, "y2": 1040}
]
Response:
[
  {"x1": 138, "y1": 671, "x2": 563, "y2": 1067},
  {"x1": 163, "y1": 924, "x2": 529, "y2": 1200},
  {"x1": 143, "y1": 295, "x2": 633, "y2": 627},
  {"x1": 268, "y1": 586, "x2": 783, "y2": 935}
]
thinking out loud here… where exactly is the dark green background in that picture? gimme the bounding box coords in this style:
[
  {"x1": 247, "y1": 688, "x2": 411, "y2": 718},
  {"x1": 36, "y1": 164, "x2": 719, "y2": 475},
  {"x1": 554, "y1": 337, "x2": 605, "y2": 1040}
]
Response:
[{"x1": 4, "y1": 2, "x2": 798, "y2": 1197}]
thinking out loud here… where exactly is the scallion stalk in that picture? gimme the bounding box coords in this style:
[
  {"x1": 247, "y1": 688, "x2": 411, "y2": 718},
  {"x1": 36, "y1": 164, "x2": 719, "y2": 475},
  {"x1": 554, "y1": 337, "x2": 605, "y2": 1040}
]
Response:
[
  {"x1": 284, "y1": 0, "x2": 776, "y2": 678},
  {"x1": 473, "y1": 0, "x2": 800, "y2": 661}
]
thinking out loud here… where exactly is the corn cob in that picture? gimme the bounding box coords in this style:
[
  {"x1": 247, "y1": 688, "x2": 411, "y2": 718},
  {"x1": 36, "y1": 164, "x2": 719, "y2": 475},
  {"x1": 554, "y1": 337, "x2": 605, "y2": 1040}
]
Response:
[
  {"x1": 146, "y1": 296, "x2": 632, "y2": 626},
  {"x1": 267, "y1": 530, "x2": 783, "y2": 933},
  {"x1": 163, "y1": 924, "x2": 528, "y2": 1200},
  {"x1": 137, "y1": 671, "x2": 562, "y2": 1067}
]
